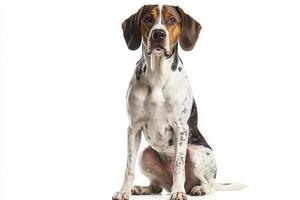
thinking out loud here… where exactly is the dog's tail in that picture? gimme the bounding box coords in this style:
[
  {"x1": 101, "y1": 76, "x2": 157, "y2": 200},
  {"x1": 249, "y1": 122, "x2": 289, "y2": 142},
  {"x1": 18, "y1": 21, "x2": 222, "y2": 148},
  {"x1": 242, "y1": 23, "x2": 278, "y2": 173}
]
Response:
[{"x1": 213, "y1": 182, "x2": 246, "y2": 191}]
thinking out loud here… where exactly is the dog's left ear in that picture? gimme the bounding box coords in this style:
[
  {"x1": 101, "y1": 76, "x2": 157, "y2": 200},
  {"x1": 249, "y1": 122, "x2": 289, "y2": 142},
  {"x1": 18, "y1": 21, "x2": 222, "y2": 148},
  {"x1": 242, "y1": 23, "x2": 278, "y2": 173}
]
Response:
[
  {"x1": 121, "y1": 6, "x2": 144, "y2": 50},
  {"x1": 176, "y1": 6, "x2": 201, "y2": 51}
]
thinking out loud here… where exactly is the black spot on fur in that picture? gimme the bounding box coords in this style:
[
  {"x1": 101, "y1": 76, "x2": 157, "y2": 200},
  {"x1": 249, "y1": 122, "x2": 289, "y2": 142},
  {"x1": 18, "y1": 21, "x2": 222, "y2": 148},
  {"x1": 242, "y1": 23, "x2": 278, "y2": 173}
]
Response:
[
  {"x1": 146, "y1": 135, "x2": 151, "y2": 140},
  {"x1": 178, "y1": 66, "x2": 182, "y2": 72},
  {"x1": 168, "y1": 139, "x2": 174, "y2": 146},
  {"x1": 178, "y1": 56, "x2": 183, "y2": 64},
  {"x1": 164, "y1": 126, "x2": 172, "y2": 132},
  {"x1": 187, "y1": 100, "x2": 212, "y2": 149},
  {"x1": 135, "y1": 57, "x2": 144, "y2": 80},
  {"x1": 222, "y1": 183, "x2": 231, "y2": 185},
  {"x1": 171, "y1": 44, "x2": 179, "y2": 71},
  {"x1": 214, "y1": 169, "x2": 217, "y2": 178}
]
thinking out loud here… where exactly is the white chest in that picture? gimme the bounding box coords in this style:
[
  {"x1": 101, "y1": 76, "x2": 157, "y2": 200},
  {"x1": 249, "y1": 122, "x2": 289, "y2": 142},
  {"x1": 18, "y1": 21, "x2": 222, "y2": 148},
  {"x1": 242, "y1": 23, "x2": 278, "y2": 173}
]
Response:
[
  {"x1": 141, "y1": 102, "x2": 175, "y2": 153},
  {"x1": 126, "y1": 57, "x2": 193, "y2": 153},
  {"x1": 127, "y1": 81, "x2": 190, "y2": 153}
]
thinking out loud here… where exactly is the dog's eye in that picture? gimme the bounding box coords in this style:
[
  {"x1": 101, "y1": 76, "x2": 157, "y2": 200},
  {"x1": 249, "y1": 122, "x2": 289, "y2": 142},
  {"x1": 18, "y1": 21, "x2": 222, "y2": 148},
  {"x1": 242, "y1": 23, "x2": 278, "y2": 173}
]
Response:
[
  {"x1": 170, "y1": 17, "x2": 177, "y2": 23},
  {"x1": 144, "y1": 15, "x2": 153, "y2": 23}
]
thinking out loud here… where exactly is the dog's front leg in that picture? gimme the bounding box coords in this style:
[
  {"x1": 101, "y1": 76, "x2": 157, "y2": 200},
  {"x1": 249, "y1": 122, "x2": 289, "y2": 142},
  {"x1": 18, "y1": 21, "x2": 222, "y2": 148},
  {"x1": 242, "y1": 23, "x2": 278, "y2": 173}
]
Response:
[
  {"x1": 171, "y1": 121, "x2": 189, "y2": 200},
  {"x1": 112, "y1": 126, "x2": 142, "y2": 200}
]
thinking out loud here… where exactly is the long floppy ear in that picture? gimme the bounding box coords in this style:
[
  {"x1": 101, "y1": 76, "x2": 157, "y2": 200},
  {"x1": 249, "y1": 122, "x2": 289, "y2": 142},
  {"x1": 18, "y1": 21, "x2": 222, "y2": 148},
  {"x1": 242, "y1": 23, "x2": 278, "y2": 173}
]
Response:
[
  {"x1": 121, "y1": 6, "x2": 144, "y2": 50},
  {"x1": 176, "y1": 6, "x2": 201, "y2": 51}
]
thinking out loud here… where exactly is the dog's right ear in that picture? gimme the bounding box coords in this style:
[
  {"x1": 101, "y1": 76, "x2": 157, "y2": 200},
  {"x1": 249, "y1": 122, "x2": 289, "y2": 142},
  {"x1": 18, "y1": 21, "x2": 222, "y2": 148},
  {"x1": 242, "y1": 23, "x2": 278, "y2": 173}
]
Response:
[{"x1": 121, "y1": 6, "x2": 144, "y2": 50}]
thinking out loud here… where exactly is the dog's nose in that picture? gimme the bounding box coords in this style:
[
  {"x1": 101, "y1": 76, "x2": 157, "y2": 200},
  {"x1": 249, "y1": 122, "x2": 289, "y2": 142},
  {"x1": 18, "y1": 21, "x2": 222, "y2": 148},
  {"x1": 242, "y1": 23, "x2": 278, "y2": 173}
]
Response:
[{"x1": 151, "y1": 29, "x2": 166, "y2": 41}]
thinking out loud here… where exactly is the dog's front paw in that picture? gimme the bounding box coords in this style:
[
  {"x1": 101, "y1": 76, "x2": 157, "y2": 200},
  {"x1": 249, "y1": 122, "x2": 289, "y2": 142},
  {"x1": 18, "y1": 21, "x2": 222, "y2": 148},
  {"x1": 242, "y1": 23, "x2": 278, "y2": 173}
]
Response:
[
  {"x1": 170, "y1": 192, "x2": 187, "y2": 200},
  {"x1": 112, "y1": 191, "x2": 131, "y2": 200}
]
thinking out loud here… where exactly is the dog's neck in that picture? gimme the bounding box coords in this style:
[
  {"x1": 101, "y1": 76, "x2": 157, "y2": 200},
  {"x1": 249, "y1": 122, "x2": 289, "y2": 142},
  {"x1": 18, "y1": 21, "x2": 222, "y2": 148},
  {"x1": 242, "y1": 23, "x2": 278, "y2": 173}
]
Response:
[{"x1": 141, "y1": 44, "x2": 180, "y2": 103}]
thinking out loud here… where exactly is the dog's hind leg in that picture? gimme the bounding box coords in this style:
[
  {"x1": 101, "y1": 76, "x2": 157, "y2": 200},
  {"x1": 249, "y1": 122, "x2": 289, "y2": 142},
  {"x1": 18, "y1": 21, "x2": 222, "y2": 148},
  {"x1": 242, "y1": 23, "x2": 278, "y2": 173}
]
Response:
[
  {"x1": 190, "y1": 176, "x2": 214, "y2": 196},
  {"x1": 135, "y1": 146, "x2": 174, "y2": 194},
  {"x1": 131, "y1": 181, "x2": 162, "y2": 195},
  {"x1": 187, "y1": 145, "x2": 217, "y2": 196}
]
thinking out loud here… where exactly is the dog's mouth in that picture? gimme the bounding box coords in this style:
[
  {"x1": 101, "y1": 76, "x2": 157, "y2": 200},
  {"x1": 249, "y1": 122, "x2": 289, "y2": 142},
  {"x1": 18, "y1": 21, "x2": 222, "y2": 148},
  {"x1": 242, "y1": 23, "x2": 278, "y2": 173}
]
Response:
[{"x1": 147, "y1": 45, "x2": 171, "y2": 57}]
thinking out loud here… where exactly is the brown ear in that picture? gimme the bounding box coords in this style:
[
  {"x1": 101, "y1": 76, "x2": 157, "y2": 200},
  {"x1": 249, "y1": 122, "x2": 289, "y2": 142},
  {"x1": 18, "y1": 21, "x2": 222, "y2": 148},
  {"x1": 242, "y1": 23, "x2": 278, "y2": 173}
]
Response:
[
  {"x1": 176, "y1": 6, "x2": 201, "y2": 51},
  {"x1": 121, "y1": 6, "x2": 144, "y2": 50}
]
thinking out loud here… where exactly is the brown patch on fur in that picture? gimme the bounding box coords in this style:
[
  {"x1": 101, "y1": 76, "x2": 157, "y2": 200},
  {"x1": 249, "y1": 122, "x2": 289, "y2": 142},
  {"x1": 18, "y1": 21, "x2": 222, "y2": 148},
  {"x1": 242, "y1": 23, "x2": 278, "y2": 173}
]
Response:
[
  {"x1": 140, "y1": 5, "x2": 159, "y2": 44},
  {"x1": 162, "y1": 5, "x2": 182, "y2": 48}
]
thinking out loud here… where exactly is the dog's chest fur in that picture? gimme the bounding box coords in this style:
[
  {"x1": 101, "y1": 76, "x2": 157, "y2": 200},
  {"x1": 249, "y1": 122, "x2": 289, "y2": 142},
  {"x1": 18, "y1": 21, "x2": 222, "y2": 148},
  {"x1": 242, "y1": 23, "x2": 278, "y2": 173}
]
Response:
[
  {"x1": 142, "y1": 103, "x2": 175, "y2": 153},
  {"x1": 127, "y1": 54, "x2": 194, "y2": 154}
]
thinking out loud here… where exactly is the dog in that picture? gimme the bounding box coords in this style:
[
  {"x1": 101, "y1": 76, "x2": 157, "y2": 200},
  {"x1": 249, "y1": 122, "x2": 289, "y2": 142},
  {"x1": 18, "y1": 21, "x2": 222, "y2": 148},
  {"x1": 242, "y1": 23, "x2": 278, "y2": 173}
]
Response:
[{"x1": 112, "y1": 5, "x2": 244, "y2": 200}]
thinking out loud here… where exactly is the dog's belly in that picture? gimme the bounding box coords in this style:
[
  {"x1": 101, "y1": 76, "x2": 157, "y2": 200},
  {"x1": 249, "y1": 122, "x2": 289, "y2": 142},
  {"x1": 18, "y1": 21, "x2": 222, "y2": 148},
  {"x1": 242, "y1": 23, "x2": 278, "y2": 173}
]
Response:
[{"x1": 143, "y1": 118, "x2": 174, "y2": 153}]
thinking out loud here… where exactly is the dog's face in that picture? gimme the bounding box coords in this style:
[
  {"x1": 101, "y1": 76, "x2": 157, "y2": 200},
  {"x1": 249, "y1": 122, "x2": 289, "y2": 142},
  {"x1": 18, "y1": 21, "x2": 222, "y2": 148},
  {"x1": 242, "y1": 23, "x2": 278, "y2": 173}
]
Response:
[{"x1": 122, "y1": 5, "x2": 201, "y2": 56}]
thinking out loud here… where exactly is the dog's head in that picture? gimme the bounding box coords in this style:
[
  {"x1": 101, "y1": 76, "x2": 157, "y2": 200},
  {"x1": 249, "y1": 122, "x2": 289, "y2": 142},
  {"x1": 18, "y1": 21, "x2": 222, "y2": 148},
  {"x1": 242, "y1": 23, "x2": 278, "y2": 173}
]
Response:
[{"x1": 122, "y1": 5, "x2": 201, "y2": 56}]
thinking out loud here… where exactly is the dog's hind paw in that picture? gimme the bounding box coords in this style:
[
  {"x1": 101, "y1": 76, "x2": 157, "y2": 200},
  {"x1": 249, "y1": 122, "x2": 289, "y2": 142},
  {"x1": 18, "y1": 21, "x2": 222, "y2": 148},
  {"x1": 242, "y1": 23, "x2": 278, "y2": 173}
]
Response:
[
  {"x1": 112, "y1": 191, "x2": 130, "y2": 200},
  {"x1": 190, "y1": 185, "x2": 206, "y2": 196},
  {"x1": 131, "y1": 184, "x2": 162, "y2": 195}
]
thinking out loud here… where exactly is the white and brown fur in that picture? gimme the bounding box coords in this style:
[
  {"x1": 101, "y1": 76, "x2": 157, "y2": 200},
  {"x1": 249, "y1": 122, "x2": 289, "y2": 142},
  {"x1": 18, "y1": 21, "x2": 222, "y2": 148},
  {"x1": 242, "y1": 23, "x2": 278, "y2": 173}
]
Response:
[{"x1": 113, "y1": 5, "x2": 244, "y2": 200}]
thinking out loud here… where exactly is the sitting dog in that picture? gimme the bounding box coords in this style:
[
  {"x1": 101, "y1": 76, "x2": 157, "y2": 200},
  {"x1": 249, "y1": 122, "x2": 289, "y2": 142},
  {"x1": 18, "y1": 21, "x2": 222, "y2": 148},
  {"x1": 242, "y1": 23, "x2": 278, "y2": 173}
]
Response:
[{"x1": 113, "y1": 5, "x2": 243, "y2": 200}]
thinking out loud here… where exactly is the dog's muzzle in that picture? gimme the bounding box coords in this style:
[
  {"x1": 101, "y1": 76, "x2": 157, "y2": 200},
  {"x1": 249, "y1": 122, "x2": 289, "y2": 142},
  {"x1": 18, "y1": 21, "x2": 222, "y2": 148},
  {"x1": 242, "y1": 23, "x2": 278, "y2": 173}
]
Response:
[{"x1": 148, "y1": 29, "x2": 170, "y2": 56}]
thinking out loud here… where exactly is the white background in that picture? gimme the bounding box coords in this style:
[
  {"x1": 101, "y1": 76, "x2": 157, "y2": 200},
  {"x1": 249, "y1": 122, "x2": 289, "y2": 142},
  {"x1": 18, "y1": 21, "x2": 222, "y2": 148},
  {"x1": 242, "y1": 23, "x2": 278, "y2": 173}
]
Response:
[{"x1": 1, "y1": 0, "x2": 300, "y2": 200}]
